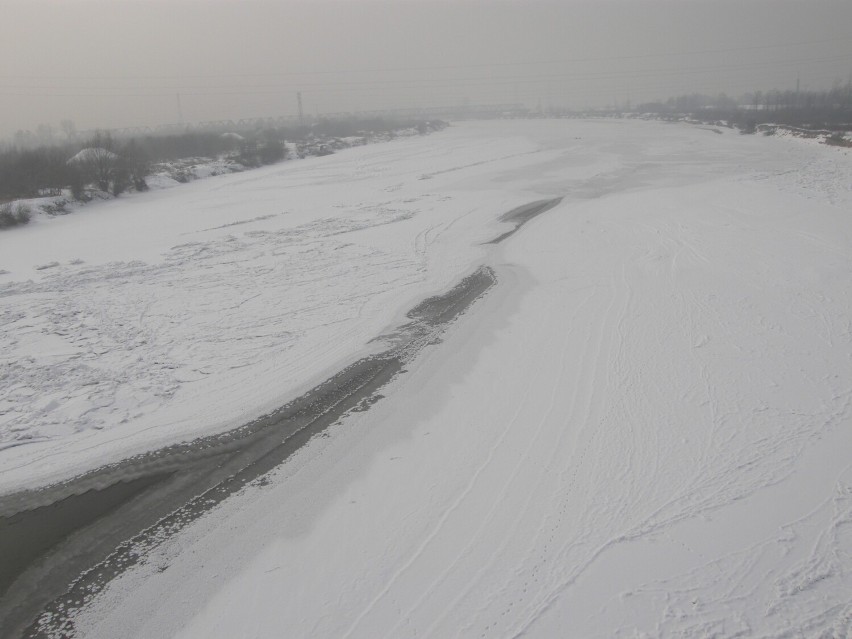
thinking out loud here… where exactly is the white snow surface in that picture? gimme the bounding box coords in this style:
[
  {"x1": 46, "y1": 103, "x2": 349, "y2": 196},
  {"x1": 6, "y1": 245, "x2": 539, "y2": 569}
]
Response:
[
  {"x1": 8, "y1": 120, "x2": 852, "y2": 637},
  {"x1": 1, "y1": 124, "x2": 546, "y2": 490}
]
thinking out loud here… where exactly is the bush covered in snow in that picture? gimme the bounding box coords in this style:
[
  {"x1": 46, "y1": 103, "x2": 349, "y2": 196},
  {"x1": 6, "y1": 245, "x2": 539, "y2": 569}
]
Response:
[
  {"x1": 234, "y1": 132, "x2": 289, "y2": 168},
  {"x1": 0, "y1": 202, "x2": 31, "y2": 229}
]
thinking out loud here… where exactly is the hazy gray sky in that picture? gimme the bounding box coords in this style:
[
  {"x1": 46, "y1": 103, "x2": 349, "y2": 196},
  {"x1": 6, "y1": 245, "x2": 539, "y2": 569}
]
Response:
[{"x1": 1, "y1": 0, "x2": 851, "y2": 136}]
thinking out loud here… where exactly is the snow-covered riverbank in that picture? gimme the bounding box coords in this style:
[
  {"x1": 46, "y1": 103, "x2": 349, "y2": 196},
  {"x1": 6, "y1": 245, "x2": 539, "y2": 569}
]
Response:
[{"x1": 34, "y1": 119, "x2": 850, "y2": 637}]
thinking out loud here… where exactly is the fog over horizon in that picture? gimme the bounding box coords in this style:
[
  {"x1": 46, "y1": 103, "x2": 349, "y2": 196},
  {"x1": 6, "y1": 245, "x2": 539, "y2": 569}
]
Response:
[{"x1": 1, "y1": 0, "x2": 851, "y2": 138}]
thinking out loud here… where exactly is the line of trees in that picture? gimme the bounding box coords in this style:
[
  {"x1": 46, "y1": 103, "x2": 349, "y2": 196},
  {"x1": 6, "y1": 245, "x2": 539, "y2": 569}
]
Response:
[
  {"x1": 0, "y1": 118, "x2": 444, "y2": 204},
  {"x1": 0, "y1": 129, "x2": 284, "y2": 202},
  {"x1": 742, "y1": 81, "x2": 852, "y2": 114},
  {"x1": 635, "y1": 81, "x2": 852, "y2": 131}
]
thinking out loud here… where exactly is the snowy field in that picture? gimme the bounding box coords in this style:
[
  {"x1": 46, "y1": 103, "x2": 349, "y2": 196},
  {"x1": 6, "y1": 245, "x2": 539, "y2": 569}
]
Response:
[{"x1": 4, "y1": 119, "x2": 852, "y2": 637}]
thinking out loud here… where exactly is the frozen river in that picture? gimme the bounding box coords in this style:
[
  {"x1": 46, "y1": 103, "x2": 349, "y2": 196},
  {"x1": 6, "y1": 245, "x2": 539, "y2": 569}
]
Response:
[{"x1": 2, "y1": 119, "x2": 851, "y2": 637}]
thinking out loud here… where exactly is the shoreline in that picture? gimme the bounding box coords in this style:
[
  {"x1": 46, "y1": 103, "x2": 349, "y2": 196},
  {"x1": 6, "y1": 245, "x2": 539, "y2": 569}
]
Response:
[{"x1": 0, "y1": 264, "x2": 500, "y2": 638}]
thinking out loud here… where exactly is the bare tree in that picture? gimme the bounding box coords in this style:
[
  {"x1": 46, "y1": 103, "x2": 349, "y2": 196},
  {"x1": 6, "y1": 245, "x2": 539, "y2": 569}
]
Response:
[{"x1": 68, "y1": 136, "x2": 119, "y2": 193}]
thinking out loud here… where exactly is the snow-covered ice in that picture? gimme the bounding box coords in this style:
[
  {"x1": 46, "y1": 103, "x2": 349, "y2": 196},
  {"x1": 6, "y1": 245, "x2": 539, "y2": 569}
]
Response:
[
  {"x1": 5, "y1": 119, "x2": 852, "y2": 637},
  {"x1": 1, "y1": 125, "x2": 546, "y2": 490}
]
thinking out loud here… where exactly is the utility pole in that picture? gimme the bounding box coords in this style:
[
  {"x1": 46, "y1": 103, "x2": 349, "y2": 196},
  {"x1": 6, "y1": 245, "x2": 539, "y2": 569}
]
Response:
[
  {"x1": 176, "y1": 93, "x2": 184, "y2": 125},
  {"x1": 297, "y1": 92, "x2": 304, "y2": 126}
]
